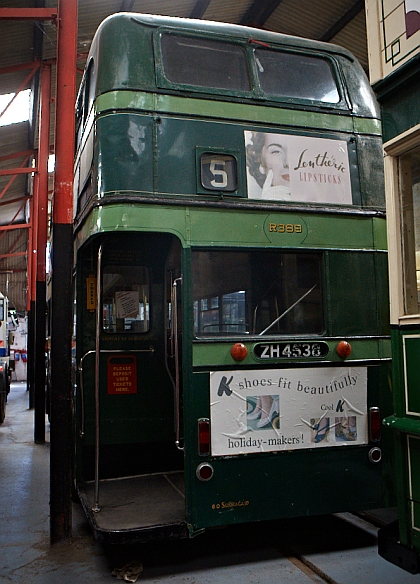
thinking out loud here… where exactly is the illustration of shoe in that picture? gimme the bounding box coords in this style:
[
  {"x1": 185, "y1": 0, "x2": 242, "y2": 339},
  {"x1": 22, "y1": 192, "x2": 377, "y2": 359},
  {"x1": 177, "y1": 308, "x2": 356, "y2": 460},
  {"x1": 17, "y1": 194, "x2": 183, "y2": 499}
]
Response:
[
  {"x1": 335, "y1": 421, "x2": 356, "y2": 441},
  {"x1": 257, "y1": 399, "x2": 279, "y2": 428},
  {"x1": 313, "y1": 417, "x2": 329, "y2": 443},
  {"x1": 248, "y1": 406, "x2": 262, "y2": 420}
]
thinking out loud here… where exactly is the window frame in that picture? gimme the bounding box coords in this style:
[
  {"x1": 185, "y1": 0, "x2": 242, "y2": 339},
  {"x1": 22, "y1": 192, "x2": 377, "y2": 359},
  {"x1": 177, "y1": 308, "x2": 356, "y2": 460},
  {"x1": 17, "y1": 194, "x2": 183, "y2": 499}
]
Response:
[
  {"x1": 252, "y1": 46, "x2": 344, "y2": 108},
  {"x1": 384, "y1": 124, "x2": 420, "y2": 325},
  {"x1": 101, "y1": 263, "x2": 151, "y2": 335},
  {"x1": 154, "y1": 30, "x2": 254, "y2": 99},
  {"x1": 154, "y1": 28, "x2": 348, "y2": 111},
  {"x1": 191, "y1": 248, "x2": 325, "y2": 339}
]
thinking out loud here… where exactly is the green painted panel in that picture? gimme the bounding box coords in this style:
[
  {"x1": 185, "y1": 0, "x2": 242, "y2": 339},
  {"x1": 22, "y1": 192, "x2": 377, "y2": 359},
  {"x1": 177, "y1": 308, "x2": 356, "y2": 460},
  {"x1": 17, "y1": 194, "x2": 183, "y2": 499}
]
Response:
[
  {"x1": 96, "y1": 90, "x2": 382, "y2": 135},
  {"x1": 352, "y1": 117, "x2": 382, "y2": 135},
  {"x1": 404, "y1": 335, "x2": 420, "y2": 415},
  {"x1": 383, "y1": 415, "x2": 420, "y2": 436},
  {"x1": 96, "y1": 114, "x2": 154, "y2": 195},
  {"x1": 192, "y1": 339, "x2": 391, "y2": 367},
  {"x1": 155, "y1": 93, "x2": 353, "y2": 131},
  {"x1": 93, "y1": 110, "x2": 359, "y2": 201},
  {"x1": 409, "y1": 436, "x2": 420, "y2": 504},
  {"x1": 328, "y1": 251, "x2": 389, "y2": 337},
  {"x1": 94, "y1": 16, "x2": 156, "y2": 95},
  {"x1": 357, "y1": 136, "x2": 386, "y2": 210},
  {"x1": 379, "y1": 76, "x2": 420, "y2": 143},
  {"x1": 413, "y1": 501, "x2": 420, "y2": 530},
  {"x1": 389, "y1": 328, "x2": 409, "y2": 418},
  {"x1": 75, "y1": 205, "x2": 188, "y2": 250},
  {"x1": 412, "y1": 527, "x2": 420, "y2": 550},
  {"x1": 96, "y1": 91, "x2": 156, "y2": 113},
  {"x1": 372, "y1": 217, "x2": 388, "y2": 250},
  {"x1": 88, "y1": 107, "x2": 385, "y2": 212},
  {"x1": 76, "y1": 204, "x2": 385, "y2": 252}
]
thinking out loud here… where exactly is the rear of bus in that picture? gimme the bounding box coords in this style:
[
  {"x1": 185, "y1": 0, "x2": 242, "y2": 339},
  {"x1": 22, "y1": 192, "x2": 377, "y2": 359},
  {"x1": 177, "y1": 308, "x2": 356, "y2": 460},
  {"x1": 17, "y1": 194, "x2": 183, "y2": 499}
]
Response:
[{"x1": 72, "y1": 14, "x2": 394, "y2": 542}]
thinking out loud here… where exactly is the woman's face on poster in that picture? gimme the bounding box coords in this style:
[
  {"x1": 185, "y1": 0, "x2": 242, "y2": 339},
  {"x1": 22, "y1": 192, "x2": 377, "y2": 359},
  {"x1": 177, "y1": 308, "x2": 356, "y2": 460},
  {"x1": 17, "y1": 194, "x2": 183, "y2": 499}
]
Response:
[{"x1": 261, "y1": 134, "x2": 290, "y2": 187}]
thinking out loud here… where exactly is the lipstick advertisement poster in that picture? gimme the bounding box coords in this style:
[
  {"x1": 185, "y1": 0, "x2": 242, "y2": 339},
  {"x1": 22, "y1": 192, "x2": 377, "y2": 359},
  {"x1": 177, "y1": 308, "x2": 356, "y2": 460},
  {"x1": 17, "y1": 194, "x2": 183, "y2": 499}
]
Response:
[{"x1": 245, "y1": 131, "x2": 353, "y2": 205}]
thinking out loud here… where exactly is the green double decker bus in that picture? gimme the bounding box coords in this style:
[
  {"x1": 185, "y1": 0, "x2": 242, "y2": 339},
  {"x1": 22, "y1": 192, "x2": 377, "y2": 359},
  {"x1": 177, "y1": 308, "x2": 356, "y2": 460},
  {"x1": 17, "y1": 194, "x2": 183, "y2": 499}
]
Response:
[{"x1": 72, "y1": 13, "x2": 393, "y2": 544}]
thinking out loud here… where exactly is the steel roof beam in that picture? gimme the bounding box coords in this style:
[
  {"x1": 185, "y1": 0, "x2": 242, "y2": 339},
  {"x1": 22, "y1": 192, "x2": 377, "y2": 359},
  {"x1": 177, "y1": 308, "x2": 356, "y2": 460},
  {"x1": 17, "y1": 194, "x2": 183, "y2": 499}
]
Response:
[
  {"x1": 0, "y1": 229, "x2": 27, "y2": 261},
  {"x1": 319, "y1": 0, "x2": 364, "y2": 42},
  {"x1": 0, "y1": 149, "x2": 35, "y2": 163},
  {"x1": 0, "y1": 8, "x2": 57, "y2": 21},
  {"x1": 189, "y1": 0, "x2": 211, "y2": 18},
  {"x1": 0, "y1": 196, "x2": 30, "y2": 208},
  {"x1": 119, "y1": 0, "x2": 135, "y2": 10},
  {"x1": 0, "y1": 167, "x2": 36, "y2": 177},
  {"x1": 240, "y1": 0, "x2": 284, "y2": 27},
  {"x1": 0, "y1": 252, "x2": 27, "y2": 259},
  {"x1": 0, "y1": 224, "x2": 30, "y2": 231},
  {"x1": 0, "y1": 61, "x2": 41, "y2": 76},
  {"x1": 0, "y1": 152, "x2": 33, "y2": 203}
]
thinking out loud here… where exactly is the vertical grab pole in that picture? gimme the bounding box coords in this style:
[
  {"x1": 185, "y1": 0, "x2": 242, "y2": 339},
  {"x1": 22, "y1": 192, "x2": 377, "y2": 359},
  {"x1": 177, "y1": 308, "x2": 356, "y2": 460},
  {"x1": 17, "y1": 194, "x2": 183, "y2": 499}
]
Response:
[
  {"x1": 172, "y1": 277, "x2": 184, "y2": 451},
  {"x1": 93, "y1": 245, "x2": 102, "y2": 512}
]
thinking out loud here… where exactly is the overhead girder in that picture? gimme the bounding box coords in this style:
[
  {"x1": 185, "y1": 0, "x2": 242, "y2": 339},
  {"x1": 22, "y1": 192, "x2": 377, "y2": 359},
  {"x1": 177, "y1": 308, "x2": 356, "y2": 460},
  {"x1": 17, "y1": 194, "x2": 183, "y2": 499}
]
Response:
[
  {"x1": 240, "y1": 0, "x2": 283, "y2": 27},
  {"x1": 189, "y1": 0, "x2": 212, "y2": 19},
  {"x1": 0, "y1": 8, "x2": 57, "y2": 21},
  {"x1": 319, "y1": 0, "x2": 365, "y2": 42}
]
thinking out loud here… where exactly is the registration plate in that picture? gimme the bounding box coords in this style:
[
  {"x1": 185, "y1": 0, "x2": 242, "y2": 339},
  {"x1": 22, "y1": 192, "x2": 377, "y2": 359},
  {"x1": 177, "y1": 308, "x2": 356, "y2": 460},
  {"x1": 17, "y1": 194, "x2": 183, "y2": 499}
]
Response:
[{"x1": 254, "y1": 342, "x2": 329, "y2": 359}]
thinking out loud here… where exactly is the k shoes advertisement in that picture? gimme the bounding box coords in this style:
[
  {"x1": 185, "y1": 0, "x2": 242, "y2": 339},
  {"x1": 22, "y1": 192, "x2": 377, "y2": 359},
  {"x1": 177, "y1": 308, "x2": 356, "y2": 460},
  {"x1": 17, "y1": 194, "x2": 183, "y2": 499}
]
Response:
[{"x1": 210, "y1": 367, "x2": 368, "y2": 456}]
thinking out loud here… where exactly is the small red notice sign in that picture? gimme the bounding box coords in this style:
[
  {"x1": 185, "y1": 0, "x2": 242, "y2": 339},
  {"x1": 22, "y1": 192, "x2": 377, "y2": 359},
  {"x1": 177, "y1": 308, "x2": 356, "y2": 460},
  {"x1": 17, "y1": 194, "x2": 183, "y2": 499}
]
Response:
[{"x1": 107, "y1": 355, "x2": 137, "y2": 395}]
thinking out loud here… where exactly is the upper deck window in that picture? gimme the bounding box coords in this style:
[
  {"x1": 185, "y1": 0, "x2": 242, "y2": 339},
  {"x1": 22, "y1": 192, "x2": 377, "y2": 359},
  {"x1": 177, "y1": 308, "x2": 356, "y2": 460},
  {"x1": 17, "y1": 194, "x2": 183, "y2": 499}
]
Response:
[
  {"x1": 161, "y1": 34, "x2": 251, "y2": 91},
  {"x1": 254, "y1": 48, "x2": 340, "y2": 103}
]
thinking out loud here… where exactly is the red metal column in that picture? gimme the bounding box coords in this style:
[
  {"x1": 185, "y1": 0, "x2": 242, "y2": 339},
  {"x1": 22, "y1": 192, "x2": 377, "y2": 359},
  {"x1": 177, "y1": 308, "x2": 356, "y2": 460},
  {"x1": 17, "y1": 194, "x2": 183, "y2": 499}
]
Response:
[
  {"x1": 34, "y1": 63, "x2": 51, "y2": 444},
  {"x1": 26, "y1": 195, "x2": 34, "y2": 314},
  {"x1": 29, "y1": 162, "x2": 39, "y2": 411},
  {"x1": 49, "y1": 0, "x2": 78, "y2": 544}
]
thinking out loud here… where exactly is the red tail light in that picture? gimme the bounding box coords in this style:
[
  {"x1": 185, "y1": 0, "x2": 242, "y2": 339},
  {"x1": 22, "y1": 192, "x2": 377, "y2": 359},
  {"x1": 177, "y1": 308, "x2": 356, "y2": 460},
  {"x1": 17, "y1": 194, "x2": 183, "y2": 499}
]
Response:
[
  {"x1": 231, "y1": 342, "x2": 247, "y2": 361},
  {"x1": 198, "y1": 418, "x2": 210, "y2": 456},
  {"x1": 336, "y1": 340, "x2": 352, "y2": 359},
  {"x1": 369, "y1": 407, "x2": 381, "y2": 442}
]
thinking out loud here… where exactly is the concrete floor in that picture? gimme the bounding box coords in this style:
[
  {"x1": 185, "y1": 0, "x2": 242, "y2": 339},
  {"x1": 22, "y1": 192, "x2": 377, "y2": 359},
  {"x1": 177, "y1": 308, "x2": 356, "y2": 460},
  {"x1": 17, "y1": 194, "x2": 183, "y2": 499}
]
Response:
[
  {"x1": 1, "y1": 381, "x2": 420, "y2": 583},
  {"x1": 0, "y1": 382, "x2": 110, "y2": 583}
]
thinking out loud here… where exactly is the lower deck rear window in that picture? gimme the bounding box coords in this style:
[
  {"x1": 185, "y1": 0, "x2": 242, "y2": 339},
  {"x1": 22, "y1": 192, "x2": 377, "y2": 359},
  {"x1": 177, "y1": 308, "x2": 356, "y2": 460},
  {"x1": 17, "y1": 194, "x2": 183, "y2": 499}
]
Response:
[{"x1": 192, "y1": 250, "x2": 323, "y2": 337}]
